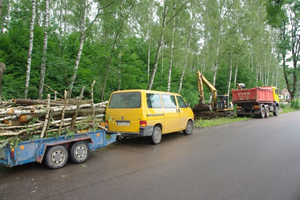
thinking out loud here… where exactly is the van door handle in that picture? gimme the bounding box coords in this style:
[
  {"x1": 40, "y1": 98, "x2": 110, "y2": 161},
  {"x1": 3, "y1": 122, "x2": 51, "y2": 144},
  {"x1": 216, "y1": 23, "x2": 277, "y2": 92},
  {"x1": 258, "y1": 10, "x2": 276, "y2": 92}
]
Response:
[{"x1": 177, "y1": 108, "x2": 181, "y2": 113}]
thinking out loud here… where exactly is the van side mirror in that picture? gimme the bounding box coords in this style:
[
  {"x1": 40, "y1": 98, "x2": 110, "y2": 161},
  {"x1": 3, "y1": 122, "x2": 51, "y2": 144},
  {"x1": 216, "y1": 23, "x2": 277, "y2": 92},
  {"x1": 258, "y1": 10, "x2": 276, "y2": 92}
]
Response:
[{"x1": 187, "y1": 102, "x2": 191, "y2": 107}]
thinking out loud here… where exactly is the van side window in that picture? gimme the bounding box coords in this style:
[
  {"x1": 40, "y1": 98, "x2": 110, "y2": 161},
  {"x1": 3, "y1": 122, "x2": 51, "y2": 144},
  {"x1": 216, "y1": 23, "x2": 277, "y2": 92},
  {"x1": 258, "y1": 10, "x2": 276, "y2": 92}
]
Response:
[
  {"x1": 162, "y1": 95, "x2": 177, "y2": 108},
  {"x1": 108, "y1": 92, "x2": 141, "y2": 108},
  {"x1": 146, "y1": 94, "x2": 162, "y2": 108},
  {"x1": 176, "y1": 96, "x2": 187, "y2": 108}
]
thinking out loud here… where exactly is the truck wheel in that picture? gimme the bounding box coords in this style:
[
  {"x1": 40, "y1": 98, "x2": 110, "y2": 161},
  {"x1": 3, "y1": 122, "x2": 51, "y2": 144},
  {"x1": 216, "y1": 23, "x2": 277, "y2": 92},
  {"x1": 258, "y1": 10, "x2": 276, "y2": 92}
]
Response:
[
  {"x1": 69, "y1": 141, "x2": 89, "y2": 164},
  {"x1": 183, "y1": 121, "x2": 194, "y2": 135},
  {"x1": 260, "y1": 107, "x2": 265, "y2": 119},
  {"x1": 265, "y1": 106, "x2": 270, "y2": 118},
  {"x1": 45, "y1": 145, "x2": 68, "y2": 169},
  {"x1": 273, "y1": 106, "x2": 279, "y2": 116},
  {"x1": 151, "y1": 126, "x2": 162, "y2": 145}
]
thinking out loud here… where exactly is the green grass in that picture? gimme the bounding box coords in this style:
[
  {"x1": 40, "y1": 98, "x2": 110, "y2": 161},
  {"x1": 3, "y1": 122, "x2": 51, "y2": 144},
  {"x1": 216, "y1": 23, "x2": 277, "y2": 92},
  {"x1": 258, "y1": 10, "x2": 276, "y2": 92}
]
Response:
[
  {"x1": 281, "y1": 104, "x2": 300, "y2": 114},
  {"x1": 194, "y1": 116, "x2": 249, "y2": 128}
]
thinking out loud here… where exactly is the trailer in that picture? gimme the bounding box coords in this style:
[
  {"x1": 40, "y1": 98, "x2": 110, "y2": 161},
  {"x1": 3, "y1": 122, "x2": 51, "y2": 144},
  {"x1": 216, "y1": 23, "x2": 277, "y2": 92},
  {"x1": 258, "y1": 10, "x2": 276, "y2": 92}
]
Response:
[
  {"x1": 0, "y1": 130, "x2": 116, "y2": 169},
  {"x1": 232, "y1": 86, "x2": 280, "y2": 118}
]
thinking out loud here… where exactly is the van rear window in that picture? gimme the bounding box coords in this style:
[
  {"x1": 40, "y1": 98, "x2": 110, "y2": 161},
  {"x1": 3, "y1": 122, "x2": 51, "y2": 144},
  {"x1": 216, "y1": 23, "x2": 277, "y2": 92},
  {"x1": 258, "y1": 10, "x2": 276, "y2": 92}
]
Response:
[{"x1": 108, "y1": 92, "x2": 141, "y2": 108}]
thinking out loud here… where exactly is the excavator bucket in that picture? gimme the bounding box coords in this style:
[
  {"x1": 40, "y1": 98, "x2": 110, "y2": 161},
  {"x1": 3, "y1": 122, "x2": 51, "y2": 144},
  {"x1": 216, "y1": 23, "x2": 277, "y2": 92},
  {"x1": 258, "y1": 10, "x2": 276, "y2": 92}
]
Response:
[{"x1": 193, "y1": 102, "x2": 213, "y2": 112}]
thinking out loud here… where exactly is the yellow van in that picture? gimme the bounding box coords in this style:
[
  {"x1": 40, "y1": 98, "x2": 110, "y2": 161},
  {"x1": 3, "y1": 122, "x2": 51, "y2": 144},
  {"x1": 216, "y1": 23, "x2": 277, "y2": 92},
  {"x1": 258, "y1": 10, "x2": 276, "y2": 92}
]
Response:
[{"x1": 105, "y1": 90, "x2": 194, "y2": 144}]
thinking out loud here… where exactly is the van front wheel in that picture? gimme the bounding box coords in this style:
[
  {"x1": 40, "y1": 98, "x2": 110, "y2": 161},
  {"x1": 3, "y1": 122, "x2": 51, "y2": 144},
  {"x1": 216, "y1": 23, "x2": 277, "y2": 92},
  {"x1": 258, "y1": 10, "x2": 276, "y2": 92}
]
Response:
[
  {"x1": 151, "y1": 126, "x2": 162, "y2": 145},
  {"x1": 183, "y1": 121, "x2": 194, "y2": 135}
]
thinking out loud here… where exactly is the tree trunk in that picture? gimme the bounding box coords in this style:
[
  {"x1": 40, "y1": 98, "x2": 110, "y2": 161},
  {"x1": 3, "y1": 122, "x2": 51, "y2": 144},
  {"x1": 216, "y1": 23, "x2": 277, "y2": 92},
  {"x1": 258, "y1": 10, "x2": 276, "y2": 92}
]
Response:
[
  {"x1": 25, "y1": 0, "x2": 36, "y2": 99},
  {"x1": 101, "y1": 1, "x2": 135, "y2": 101},
  {"x1": 148, "y1": 2, "x2": 167, "y2": 90},
  {"x1": 38, "y1": 0, "x2": 49, "y2": 100},
  {"x1": 234, "y1": 64, "x2": 238, "y2": 87},
  {"x1": 117, "y1": 51, "x2": 122, "y2": 90},
  {"x1": 0, "y1": 0, "x2": 2, "y2": 17},
  {"x1": 178, "y1": 17, "x2": 193, "y2": 93},
  {"x1": 227, "y1": 54, "x2": 233, "y2": 97},
  {"x1": 167, "y1": 2, "x2": 176, "y2": 92},
  {"x1": 69, "y1": 0, "x2": 87, "y2": 98},
  {"x1": 147, "y1": 39, "x2": 151, "y2": 82}
]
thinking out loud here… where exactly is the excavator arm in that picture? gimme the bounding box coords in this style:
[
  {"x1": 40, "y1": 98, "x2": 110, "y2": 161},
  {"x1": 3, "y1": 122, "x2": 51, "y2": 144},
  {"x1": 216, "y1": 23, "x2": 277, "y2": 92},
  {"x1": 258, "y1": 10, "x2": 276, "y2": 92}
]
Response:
[{"x1": 196, "y1": 70, "x2": 218, "y2": 110}]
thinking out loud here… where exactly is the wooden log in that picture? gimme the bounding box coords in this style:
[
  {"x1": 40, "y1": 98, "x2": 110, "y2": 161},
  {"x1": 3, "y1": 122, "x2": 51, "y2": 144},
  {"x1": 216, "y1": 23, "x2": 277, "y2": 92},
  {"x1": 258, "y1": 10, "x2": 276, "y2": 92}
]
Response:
[
  {"x1": 40, "y1": 94, "x2": 51, "y2": 138},
  {"x1": 71, "y1": 86, "x2": 85, "y2": 130}
]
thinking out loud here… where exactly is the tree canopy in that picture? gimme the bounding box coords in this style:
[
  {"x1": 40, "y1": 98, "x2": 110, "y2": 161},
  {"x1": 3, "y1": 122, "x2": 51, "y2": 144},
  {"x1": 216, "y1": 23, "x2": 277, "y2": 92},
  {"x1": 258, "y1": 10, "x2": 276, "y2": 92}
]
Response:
[{"x1": 0, "y1": 0, "x2": 296, "y2": 106}]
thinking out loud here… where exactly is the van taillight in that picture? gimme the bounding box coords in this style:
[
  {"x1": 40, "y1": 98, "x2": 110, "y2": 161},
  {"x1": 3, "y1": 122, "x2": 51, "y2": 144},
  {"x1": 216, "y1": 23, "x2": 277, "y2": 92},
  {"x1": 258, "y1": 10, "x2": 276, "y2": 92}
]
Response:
[{"x1": 140, "y1": 121, "x2": 147, "y2": 127}]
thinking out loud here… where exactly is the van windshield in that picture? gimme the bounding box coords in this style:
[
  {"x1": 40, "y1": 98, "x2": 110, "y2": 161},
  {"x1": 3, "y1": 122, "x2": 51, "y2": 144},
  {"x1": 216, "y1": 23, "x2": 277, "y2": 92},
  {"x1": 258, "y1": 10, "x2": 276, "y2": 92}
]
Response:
[{"x1": 108, "y1": 92, "x2": 141, "y2": 108}]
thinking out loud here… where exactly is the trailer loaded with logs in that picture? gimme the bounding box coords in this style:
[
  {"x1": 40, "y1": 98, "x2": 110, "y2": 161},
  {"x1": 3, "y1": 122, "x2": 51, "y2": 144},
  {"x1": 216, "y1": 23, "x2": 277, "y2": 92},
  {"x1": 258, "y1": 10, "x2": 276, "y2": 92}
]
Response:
[{"x1": 0, "y1": 86, "x2": 117, "y2": 169}]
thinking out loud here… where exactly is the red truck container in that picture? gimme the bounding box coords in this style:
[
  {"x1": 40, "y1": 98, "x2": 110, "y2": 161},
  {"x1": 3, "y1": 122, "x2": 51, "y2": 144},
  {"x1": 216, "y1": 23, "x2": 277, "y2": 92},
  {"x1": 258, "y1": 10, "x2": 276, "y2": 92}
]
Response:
[{"x1": 231, "y1": 87, "x2": 280, "y2": 118}]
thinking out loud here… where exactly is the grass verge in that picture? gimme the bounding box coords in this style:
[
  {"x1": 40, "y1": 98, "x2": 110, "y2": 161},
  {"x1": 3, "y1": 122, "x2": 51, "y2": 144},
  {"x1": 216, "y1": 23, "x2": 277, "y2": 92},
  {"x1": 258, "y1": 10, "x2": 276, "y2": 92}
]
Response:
[{"x1": 194, "y1": 116, "x2": 249, "y2": 128}]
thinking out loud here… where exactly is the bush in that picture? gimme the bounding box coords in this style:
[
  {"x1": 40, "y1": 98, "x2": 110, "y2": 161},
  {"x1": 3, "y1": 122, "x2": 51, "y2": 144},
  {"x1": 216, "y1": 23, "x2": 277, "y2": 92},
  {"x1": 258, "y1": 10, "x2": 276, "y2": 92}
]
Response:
[
  {"x1": 280, "y1": 103, "x2": 285, "y2": 109},
  {"x1": 291, "y1": 99, "x2": 300, "y2": 110}
]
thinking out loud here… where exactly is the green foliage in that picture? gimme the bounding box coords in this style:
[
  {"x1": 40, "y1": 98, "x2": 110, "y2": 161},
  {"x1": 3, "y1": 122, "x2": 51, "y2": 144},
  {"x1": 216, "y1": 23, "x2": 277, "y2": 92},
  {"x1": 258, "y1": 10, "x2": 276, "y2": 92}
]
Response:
[
  {"x1": 291, "y1": 99, "x2": 300, "y2": 109},
  {"x1": 0, "y1": 0, "x2": 289, "y2": 105}
]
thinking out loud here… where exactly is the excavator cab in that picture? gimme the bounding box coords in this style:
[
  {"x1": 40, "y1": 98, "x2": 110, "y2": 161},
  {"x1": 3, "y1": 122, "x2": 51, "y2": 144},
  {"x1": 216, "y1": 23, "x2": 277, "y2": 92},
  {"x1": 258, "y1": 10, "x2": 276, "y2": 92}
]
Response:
[{"x1": 216, "y1": 95, "x2": 233, "y2": 111}]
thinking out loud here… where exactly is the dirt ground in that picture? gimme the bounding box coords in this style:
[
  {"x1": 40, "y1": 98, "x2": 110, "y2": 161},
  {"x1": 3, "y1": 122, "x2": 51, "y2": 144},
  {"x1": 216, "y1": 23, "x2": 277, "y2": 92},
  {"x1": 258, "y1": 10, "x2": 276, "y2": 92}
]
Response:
[{"x1": 192, "y1": 104, "x2": 233, "y2": 120}]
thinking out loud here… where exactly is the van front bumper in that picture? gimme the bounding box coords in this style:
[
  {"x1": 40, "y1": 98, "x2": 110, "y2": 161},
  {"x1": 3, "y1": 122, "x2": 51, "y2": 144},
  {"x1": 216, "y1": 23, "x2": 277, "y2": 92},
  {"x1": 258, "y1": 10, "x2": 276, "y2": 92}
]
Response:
[{"x1": 106, "y1": 126, "x2": 154, "y2": 137}]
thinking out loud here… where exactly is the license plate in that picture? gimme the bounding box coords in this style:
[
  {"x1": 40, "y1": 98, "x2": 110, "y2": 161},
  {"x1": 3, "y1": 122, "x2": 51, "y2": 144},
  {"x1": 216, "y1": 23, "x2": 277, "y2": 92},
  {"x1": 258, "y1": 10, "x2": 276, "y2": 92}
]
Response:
[{"x1": 117, "y1": 121, "x2": 130, "y2": 126}]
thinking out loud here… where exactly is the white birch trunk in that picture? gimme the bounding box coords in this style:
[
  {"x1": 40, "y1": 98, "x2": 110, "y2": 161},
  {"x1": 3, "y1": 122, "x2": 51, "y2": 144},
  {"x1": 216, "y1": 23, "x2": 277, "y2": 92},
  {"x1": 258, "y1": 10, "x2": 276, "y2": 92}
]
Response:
[
  {"x1": 38, "y1": 0, "x2": 49, "y2": 100},
  {"x1": 167, "y1": 2, "x2": 176, "y2": 92},
  {"x1": 69, "y1": 0, "x2": 87, "y2": 97},
  {"x1": 147, "y1": 39, "x2": 151, "y2": 82},
  {"x1": 25, "y1": 0, "x2": 36, "y2": 99},
  {"x1": 256, "y1": 62, "x2": 259, "y2": 86},
  {"x1": 209, "y1": 34, "x2": 220, "y2": 103},
  {"x1": 234, "y1": 64, "x2": 238, "y2": 87},
  {"x1": 148, "y1": 2, "x2": 167, "y2": 90},
  {"x1": 227, "y1": 54, "x2": 233, "y2": 97},
  {"x1": 178, "y1": 23, "x2": 192, "y2": 93}
]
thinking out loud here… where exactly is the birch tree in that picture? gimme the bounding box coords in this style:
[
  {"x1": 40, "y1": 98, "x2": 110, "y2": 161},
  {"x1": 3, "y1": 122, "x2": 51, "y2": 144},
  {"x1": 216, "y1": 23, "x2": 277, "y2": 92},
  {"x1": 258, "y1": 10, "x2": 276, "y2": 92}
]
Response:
[
  {"x1": 38, "y1": 0, "x2": 50, "y2": 100},
  {"x1": 69, "y1": 0, "x2": 87, "y2": 97},
  {"x1": 148, "y1": 1, "x2": 167, "y2": 90},
  {"x1": 167, "y1": 2, "x2": 176, "y2": 92},
  {"x1": 25, "y1": 0, "x2": 36, "y2": 99}
]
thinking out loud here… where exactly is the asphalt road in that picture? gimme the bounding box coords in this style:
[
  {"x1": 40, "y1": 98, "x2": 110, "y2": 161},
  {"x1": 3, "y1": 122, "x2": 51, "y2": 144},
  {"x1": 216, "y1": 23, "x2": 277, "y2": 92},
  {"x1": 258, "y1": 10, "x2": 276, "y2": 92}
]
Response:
[{"x1": 1, "y1": 111, "x2": 300, "y2": 200}]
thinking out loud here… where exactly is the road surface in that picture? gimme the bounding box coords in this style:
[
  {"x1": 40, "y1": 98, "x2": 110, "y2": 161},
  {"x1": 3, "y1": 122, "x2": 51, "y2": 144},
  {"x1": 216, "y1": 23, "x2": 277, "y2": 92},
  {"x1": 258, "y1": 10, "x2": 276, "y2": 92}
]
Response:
[{"x1": 1, "y1": 111, "x2": 300, "y2": 200}]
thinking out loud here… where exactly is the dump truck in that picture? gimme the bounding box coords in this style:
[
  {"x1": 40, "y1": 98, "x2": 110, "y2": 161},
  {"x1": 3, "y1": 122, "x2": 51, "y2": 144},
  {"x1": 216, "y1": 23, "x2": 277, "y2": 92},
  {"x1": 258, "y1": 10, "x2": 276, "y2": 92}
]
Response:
[
  {"x1": 231, "y1": 86, "x2": 280, "y2": 118},
  {"x1": 0, "y1": 130, "x2": 116, "y2": 169},
  {"x1": 193, "y1": 70, "x2": 234, "y2": 119}
]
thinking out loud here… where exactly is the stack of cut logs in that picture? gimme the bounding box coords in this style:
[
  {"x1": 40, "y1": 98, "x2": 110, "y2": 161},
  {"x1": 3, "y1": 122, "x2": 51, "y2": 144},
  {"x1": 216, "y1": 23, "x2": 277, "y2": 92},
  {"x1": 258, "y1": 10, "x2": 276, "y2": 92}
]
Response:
[{"x1": 0, "y1": 85, "x2": 107, "y2": 142}]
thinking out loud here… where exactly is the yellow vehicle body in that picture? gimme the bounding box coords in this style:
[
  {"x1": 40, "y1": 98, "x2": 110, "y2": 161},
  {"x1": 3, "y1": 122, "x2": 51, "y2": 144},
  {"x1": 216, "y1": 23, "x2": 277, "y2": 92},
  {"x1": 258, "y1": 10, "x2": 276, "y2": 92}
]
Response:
[
  {"x1": 271, "y1": 86, "x2": 280, "y2": 103},
  {"x1": 106, "y1": 90, "x2": 194, "y2": 144}
]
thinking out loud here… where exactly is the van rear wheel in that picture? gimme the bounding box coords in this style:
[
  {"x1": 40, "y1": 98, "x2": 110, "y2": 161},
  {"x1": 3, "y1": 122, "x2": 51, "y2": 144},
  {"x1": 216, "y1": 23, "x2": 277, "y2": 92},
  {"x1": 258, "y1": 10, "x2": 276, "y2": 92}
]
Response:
[{"x1": 151, "y1": 126, "x2": 162, "y2": 145}]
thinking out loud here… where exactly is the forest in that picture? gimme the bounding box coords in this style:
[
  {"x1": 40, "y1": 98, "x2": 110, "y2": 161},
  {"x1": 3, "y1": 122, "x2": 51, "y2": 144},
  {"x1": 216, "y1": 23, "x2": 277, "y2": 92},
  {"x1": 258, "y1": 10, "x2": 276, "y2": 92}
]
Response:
[{"x1": 0, "y1": 0, "x2": 299, "y2": 107}]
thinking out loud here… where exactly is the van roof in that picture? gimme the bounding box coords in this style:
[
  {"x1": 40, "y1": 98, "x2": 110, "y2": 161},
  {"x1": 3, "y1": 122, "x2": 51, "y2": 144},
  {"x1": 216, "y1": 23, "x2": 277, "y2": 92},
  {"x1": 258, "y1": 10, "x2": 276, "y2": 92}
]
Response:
[{"x1": 111, "y1": 89, "x2": 181, "y2": 95}]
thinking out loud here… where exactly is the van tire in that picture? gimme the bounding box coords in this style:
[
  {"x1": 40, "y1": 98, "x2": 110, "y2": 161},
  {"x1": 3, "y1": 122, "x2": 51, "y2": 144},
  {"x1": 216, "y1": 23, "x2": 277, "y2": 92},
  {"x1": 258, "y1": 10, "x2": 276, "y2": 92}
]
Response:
[
  {"x1": 151, "y1": 126, "x2": 162, "y2": 145},
  {"x1": 183, "y1": 121, "x2": 193, "y2": 135}
]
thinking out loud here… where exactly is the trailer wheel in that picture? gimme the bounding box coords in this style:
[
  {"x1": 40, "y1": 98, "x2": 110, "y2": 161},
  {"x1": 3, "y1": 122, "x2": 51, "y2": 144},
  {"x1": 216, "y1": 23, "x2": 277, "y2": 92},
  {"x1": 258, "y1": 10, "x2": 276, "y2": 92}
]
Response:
[
  {"x1": 69, "y1": 141, "x2": 90, "y2": 164},
  {"x1": 183, "y1": 120, "x2": 194, "y2": 135},
  {"x1": 260, "y1": 107, "x2": 265, "y2": 118},
  {"x1": 273, "y1": 106, "x2": 279, "y2": 116},
  {"x1": 265, "y1": 106, "x2": 270, "y2": 118},
  {"x1": 45, "y1": 145, "x2": 68, "y2": 169},
  {"x1": 151, "y1": 126, "x2": 162, "y2": 145}
]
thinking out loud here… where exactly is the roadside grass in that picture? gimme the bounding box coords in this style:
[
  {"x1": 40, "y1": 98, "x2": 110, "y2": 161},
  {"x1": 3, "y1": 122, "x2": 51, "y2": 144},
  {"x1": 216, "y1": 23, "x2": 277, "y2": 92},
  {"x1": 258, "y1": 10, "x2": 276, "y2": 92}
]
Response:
[
  {"x1": 194, "y1": 116, "x2": 249, "y2": 128},
  {"x1": 281, "y1": 103, "x2": 300, "y2": 114}
]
